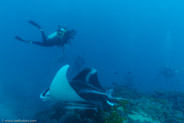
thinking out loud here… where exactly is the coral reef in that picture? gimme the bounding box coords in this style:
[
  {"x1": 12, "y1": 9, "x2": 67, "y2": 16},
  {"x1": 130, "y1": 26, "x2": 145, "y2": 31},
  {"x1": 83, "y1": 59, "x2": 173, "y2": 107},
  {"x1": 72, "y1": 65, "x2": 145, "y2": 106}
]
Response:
[{"x1": 34, "y1": 86, "x2": 184, "y2": 123}]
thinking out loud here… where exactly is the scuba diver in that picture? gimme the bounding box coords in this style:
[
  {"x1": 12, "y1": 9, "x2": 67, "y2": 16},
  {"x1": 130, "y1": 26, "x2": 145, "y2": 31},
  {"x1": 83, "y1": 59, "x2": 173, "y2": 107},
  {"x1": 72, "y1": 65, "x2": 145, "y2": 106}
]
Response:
[{"x1": 15, "y1": 20, "x2": 76, "y2": 49}]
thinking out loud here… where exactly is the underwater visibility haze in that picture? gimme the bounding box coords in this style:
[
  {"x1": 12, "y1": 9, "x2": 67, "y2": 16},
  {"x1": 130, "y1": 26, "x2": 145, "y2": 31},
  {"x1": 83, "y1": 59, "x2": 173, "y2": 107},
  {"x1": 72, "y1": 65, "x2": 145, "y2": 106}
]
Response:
[{"x1": 0, "y1": 0, "x2": 184, "y2": 122}]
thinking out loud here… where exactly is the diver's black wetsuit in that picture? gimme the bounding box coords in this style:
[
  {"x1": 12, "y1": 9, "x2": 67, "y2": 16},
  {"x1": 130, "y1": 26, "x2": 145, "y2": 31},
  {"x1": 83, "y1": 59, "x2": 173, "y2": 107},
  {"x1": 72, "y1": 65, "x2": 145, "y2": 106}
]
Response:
[
  {"x1": 15, "y1": 20, "x2": 76, "y2": 48},
  {"x1": 29, "y1": 30, "x2": 64, "y2": 47}
]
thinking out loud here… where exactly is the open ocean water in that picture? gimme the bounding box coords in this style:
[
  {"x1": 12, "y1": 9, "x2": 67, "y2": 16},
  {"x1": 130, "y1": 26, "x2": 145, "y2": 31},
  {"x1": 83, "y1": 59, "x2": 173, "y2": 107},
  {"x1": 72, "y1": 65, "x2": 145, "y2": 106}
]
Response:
[{"x1": 0, "y1": 0, "x2": 184, "y2": 122}]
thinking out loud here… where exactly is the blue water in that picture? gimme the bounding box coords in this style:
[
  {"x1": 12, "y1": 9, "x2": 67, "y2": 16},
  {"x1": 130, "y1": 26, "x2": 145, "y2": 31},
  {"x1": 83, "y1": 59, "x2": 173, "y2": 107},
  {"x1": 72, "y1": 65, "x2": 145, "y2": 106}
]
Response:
[{"x1": 0, "y1": 0, "x2": 184, "y2": 120}]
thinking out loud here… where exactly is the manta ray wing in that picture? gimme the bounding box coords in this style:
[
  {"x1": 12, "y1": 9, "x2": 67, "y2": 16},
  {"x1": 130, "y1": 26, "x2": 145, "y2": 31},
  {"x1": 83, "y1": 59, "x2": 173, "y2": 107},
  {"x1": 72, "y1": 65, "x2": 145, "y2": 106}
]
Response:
[
  {"x1": 41, "y1": 65, "x2": 85, "y2": 102},
  {"x1": 72, "y1": 68, "x2": 105, "y2": 91}
]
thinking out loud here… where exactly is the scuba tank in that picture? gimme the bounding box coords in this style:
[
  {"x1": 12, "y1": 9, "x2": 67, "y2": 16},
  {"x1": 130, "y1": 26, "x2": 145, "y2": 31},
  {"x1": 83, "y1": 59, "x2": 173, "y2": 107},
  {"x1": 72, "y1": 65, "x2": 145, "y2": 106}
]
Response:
[
  {"x1": 48, "y1": 32, "x2": 58, "y2": 40},
  {"x1": 48, "y1": 27, "x2": 66, "y2": 40}
]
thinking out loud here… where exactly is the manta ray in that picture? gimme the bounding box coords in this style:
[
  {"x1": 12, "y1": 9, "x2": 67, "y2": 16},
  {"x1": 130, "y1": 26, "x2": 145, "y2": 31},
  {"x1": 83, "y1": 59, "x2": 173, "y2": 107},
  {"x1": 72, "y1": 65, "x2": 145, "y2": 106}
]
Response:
[{"x1": 40, "y1": 65, "x2": 116, "y2": 110}]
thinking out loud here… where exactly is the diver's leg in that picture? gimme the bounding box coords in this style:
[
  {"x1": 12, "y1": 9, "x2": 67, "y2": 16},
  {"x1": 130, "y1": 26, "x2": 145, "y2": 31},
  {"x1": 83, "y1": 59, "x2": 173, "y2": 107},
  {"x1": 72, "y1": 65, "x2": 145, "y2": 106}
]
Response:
[
  {"x1": 30, "y1": 41, "x2": 47, "y2": 46},
  {"x1": 28, "y1": 20, "x2": 47, "y2": 43},
  {"x1": 40, "y1": 30, "x2": 47, "y2": 43}
]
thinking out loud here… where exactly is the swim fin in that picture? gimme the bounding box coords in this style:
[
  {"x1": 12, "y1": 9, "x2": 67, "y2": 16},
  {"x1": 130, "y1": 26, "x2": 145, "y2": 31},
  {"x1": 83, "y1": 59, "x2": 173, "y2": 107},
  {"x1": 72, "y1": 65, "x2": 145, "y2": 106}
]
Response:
[
  {"x1": 15, "y1": 36, "x2": 31, "y2": 43},
  {"x1": 15, "y1": 36, "x2": 26, "y2": 42},
  {"x1": 28, "y1": 20, "x2": 42, "y2": 29}
]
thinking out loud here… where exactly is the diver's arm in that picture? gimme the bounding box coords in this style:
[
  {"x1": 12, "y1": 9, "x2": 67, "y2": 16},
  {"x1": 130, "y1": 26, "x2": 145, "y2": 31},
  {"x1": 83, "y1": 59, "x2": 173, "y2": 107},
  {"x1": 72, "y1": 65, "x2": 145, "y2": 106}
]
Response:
[{"x1": 68, "y1": 40, "x2": 71, "y2": 45}]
